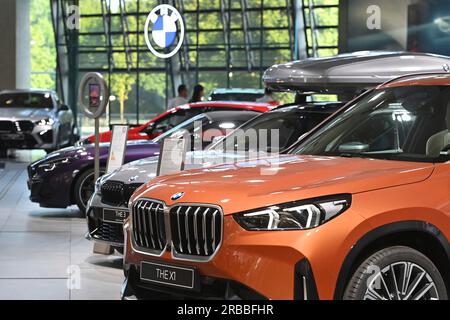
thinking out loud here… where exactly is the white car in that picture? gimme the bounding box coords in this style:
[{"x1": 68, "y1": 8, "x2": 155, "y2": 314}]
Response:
[
  {"x1": 0, "y1": 89, "x2": 75, "y2": 156},
  {"x1": 85, "y1": 103, "x2": 341, "y2": 252}
]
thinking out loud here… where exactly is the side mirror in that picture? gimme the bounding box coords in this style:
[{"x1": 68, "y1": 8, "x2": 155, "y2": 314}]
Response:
[
  {"x1": 338, "y1": 142, "x2": 369, "y2": 154},
  {"x1": 58, "y1": 104, "x2": 69, "y2": 112}
]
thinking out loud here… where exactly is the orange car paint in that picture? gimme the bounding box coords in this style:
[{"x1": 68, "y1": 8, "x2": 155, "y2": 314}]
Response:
[{"x1": 124, "y1": 74, "x2": 450, "y2": 300}]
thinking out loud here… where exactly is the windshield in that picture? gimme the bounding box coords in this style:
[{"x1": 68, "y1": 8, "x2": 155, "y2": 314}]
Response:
[
  {"x1": 153, "y1": 114, "x2": 207, "y2": 143},
  {"x1": 291, "y1": 86, "x2": 450, "y2": 163},
  {"x1": 0, "y1": 93, "x2": 54, "y2": 109},
  {"x1": 212, "y1": 106, "x2": 333, "y2": 153}
]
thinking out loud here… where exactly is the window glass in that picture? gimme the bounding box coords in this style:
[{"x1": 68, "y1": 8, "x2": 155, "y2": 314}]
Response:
[
  {"x1": 292, "y1": 86, "x2": 450, "y2": 162},
  {"x1": 0, "y1": 93, "x2": 54, "y2": 109},
  {"x1": 217, "y1": 108, "x2": 333, "y2": 153}
]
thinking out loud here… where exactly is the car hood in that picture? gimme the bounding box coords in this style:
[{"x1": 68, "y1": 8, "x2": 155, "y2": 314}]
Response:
[
  {"x1": 36, "y1": 140, "x2": 161, "y2": 167},
  {"x1": 104, "y1": 150, "x2": 252, "y2": 184},
  {"x1": 0, "y1": 108, "x2": 54, "y2": 121},
  {"x1": 133, "y1": 155, "x2": 435, "y2": 215}
]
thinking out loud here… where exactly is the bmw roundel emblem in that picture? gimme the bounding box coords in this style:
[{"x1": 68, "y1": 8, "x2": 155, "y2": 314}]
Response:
[
  {"x1": 171, "y1": 192, "x2": 185, "y2": 201},
  {"x1": 144, "y1": 4, "x2": 185, "y2": 59}
]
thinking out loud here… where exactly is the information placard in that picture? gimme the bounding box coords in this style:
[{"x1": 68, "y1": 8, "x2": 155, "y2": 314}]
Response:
[
  {"x1": 107, "y1": 125, "x2": 129, "y2": 173},
  {"x1": 156, "y1": 138, "x2": 187, "y2": 176}
]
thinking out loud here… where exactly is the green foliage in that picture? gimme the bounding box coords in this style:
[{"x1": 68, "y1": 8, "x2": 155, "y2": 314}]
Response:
[
  {"x1": 30, "y1": 0, "x2": 56, "y2": 89},
  {"x1": 31, "y1": 0, "x2": 339, "y2": 117}
]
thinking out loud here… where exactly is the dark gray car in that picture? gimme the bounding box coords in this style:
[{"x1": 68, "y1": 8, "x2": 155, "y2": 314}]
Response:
[
  {"x1": 264, "y1": 51, "x2": 450, "y2": 94},
  {"x1": 0, "y1": 89, "x2": 74, "y2": 156}
]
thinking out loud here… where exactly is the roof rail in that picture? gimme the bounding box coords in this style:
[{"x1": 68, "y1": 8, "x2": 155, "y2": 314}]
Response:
[{"x1": 377, "y1": 71, "x2": 450, "y2": 88}]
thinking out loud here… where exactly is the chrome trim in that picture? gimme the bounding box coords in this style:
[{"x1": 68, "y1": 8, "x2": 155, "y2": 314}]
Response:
[
  {"x1": 302, "y1": 276, "x2": 308, "y2": 300},
  {"x1": 212, "y1": 209, "x2": 218, "y2": 251},
  {"x1": 202, "y1": 208, "x2": 210, "y2": 255},
  {"x1": 185, "y1": 206, "x2": 192, "y2": 254},
  {"x1": 144, "y1": 202, "x2": 154, "y2": 248},
  {"x1": 170, "y1": 203, "x2": 224, "y2": 263},
  {"x1": 176, "y1": 206, "x2": 183, "y2": 253},
  {"x1": 85, "y1": 231, "x2": 124, "y2": 247},
  {"x1": 130, "y1": 198, "x2": 167, "y2": 257},
  {"x1": 130, "y1": 198, "x2": 224, "y2": 263},
  {"x1": 193, "y1": 207, "x2": 201, "y2": 254}
]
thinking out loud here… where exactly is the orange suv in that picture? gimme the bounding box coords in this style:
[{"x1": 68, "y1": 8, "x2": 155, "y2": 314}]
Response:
[{"x1": 122, "y1": 74, "x2": 450, "y2": 300}]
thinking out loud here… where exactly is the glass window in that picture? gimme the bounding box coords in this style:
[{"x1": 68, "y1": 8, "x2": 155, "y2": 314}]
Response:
[
  {"x1": 0, "y1": 93, "x2": 54, "y2": 109},
  {"x1": 292, "y1": 86, "x2": 450, "y2": 162},
  {"x1": 217, "y1": 107, "x2": 333, "y2": 153}
]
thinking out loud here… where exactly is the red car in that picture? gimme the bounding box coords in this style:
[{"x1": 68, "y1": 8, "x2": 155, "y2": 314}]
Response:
[{"x1": 82, "y1": 101, "x2": 276, "y2": 144}]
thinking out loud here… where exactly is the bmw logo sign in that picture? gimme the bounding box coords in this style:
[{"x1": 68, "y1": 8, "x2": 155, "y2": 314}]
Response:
[
  {"x1": 144, "y1": 5, "x2": 185, "y2": 59},
  {"x1": 171, "y1": 192, "x2": 185, "y2": 201}
]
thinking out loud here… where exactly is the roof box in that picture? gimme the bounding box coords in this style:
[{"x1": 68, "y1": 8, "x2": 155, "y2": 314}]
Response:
[{"x1": 263, "y1": 51, "x2": 450, "y2": 94}]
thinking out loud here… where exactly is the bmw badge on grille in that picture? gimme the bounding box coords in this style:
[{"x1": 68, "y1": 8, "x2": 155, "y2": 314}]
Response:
[{"x1": 171, "y1": 192, "x2": 185, "y2": 201}]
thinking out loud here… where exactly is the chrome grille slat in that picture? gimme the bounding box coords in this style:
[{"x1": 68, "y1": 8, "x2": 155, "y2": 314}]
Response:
[
  {"x1": 193, "y1": 207, "x2": 201, "y2": 254},
  {"x1": 154, "y1": 203, "x2": 163, "y2": 249},
  {"x1": 135, "y1": 203, "x2": 142, "y2": 246},
  {"x1": 139, "y1": 202, "x2": 147, "y2": 247},
  {"x1": 185, "y1": 207, "x2": 192, "y2": 254},
  {"x1": 202, "y1": 208, "x2": 210, "y2": 255},
  {"x1": 132, "y1": 203, "x2": 139, "y2": 244},
  {"x1": 176, "y1": 207, "x2": 184, "y2": 253},
  {"x1": 212, "y1": 209, "x2": 218, "y2": 251},
  {"x1": 144, "y1": 202, "x2": 156, "y2": 248}
]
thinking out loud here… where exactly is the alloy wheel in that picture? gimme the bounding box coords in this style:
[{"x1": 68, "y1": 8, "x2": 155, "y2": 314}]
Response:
[{"x1": 364, "y1": 261, "x2": 439, "y2": 300}]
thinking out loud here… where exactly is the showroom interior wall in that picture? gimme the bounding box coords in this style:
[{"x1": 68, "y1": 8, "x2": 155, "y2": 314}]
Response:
[
  {"x1": 0, "y1": 0, "x2": 30, "y2": 90},
  {"x1": 44, "y1": 0, "x2": 339, "y2": 136}
]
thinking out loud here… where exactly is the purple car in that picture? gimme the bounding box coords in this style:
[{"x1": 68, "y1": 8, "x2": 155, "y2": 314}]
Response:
[{"x1": 27, "y1": 111, "x2": 258, "y2": 213}]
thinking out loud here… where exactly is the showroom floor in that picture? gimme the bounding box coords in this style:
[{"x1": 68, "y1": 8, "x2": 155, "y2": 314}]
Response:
[{"x1": 0, "y1": 151, "x2": 123, "y2": 300}]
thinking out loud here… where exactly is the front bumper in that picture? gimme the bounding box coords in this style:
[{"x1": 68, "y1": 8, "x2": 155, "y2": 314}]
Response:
[
  {"x1": 27, "y1": 163, "x2": 75, "y2": 208},
  {"x1": 0, "y1": 123, "x2": 56, "y2": 150},
  {"x1": 86, "y1": 192, "x2": 129, "y2": 247},
  {"x1": 123, "y1": 204, "x2": 365, "y2": 300},
  {"x1": 123, "y1": 215, "x2": 338, "y2": 300}
]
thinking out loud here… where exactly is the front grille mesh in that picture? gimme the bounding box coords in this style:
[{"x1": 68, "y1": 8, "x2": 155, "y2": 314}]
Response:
[
  {"x1": 0, "y1": 121, "x2": 15, "y2": 133},
  {"x1": 0, "y1": 120, "x2": 34, "y2": 133},
  {"x1": 132, "y1": 200, "x2": 166, "y2": 253},
  {"x1": 101, "y1": 181, "x2": 143, "y2": 206},
  {"x1": 101, "y1": 181, "x2": 124, "y2": 206},
  {"x1": 170, "y1": 206, "x2": 222, "y2": 257},
  {"x1": 92, "y1": 221, "x2": 124, "y2": 244},
  {"x1": 131, "y1": 200, "x2": 223, "y2": 259}
]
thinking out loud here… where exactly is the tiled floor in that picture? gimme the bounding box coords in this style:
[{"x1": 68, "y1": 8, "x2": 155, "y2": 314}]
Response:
[{"x1": 0, "y1": 151, "x2": 123, "y2": 300}]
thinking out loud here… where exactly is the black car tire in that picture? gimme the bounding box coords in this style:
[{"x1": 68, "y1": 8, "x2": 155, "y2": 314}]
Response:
[
  {"x1": 74, "y1": 167, "x2": 104, "y2": 215},
  {"x1": 0, "y1": 148, "x2": 7, "y2": 158},
  {"x1": 343, "y1": 246, "x2": 447, "y2": 300}
]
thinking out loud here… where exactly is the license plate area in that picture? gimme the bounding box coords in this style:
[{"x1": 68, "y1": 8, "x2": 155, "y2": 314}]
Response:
[
  {"x1": 103, "y1": 209, "x2": 128, "y2": 223},
  {"x1": 140, "y1": 261, "x2": 197, "y2": 290}
]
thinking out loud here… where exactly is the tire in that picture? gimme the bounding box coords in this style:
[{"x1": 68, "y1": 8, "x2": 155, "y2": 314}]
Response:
[
  {"x1": 343, "y1": 246, "x2": 447, "y2": 300},
  {"x1": 73, "y1": 167, "x2": 104, "y2": 215},
  {"x1": 0, "y1": 148, "x2": 7, "y2": 158}
]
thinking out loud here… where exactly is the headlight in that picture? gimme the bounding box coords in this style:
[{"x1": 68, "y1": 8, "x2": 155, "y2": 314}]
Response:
[
  {"x1": 35, "y1": 118, "x2": 55, "y2": 126},
  {"x1": 38, "y1": 157, "x2": 75, "y2": 172},
  {"x1": 234, "y1": 195, "x2": 351, "y2": 231}
]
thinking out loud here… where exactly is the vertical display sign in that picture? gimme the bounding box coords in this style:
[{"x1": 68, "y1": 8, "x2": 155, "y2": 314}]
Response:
[
  {"x1": 107, "y1": 125, "x2": 129, "y2": 173},
  {"x1": 156, "y1": 138, "x2": 187, "y2": 176}
]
